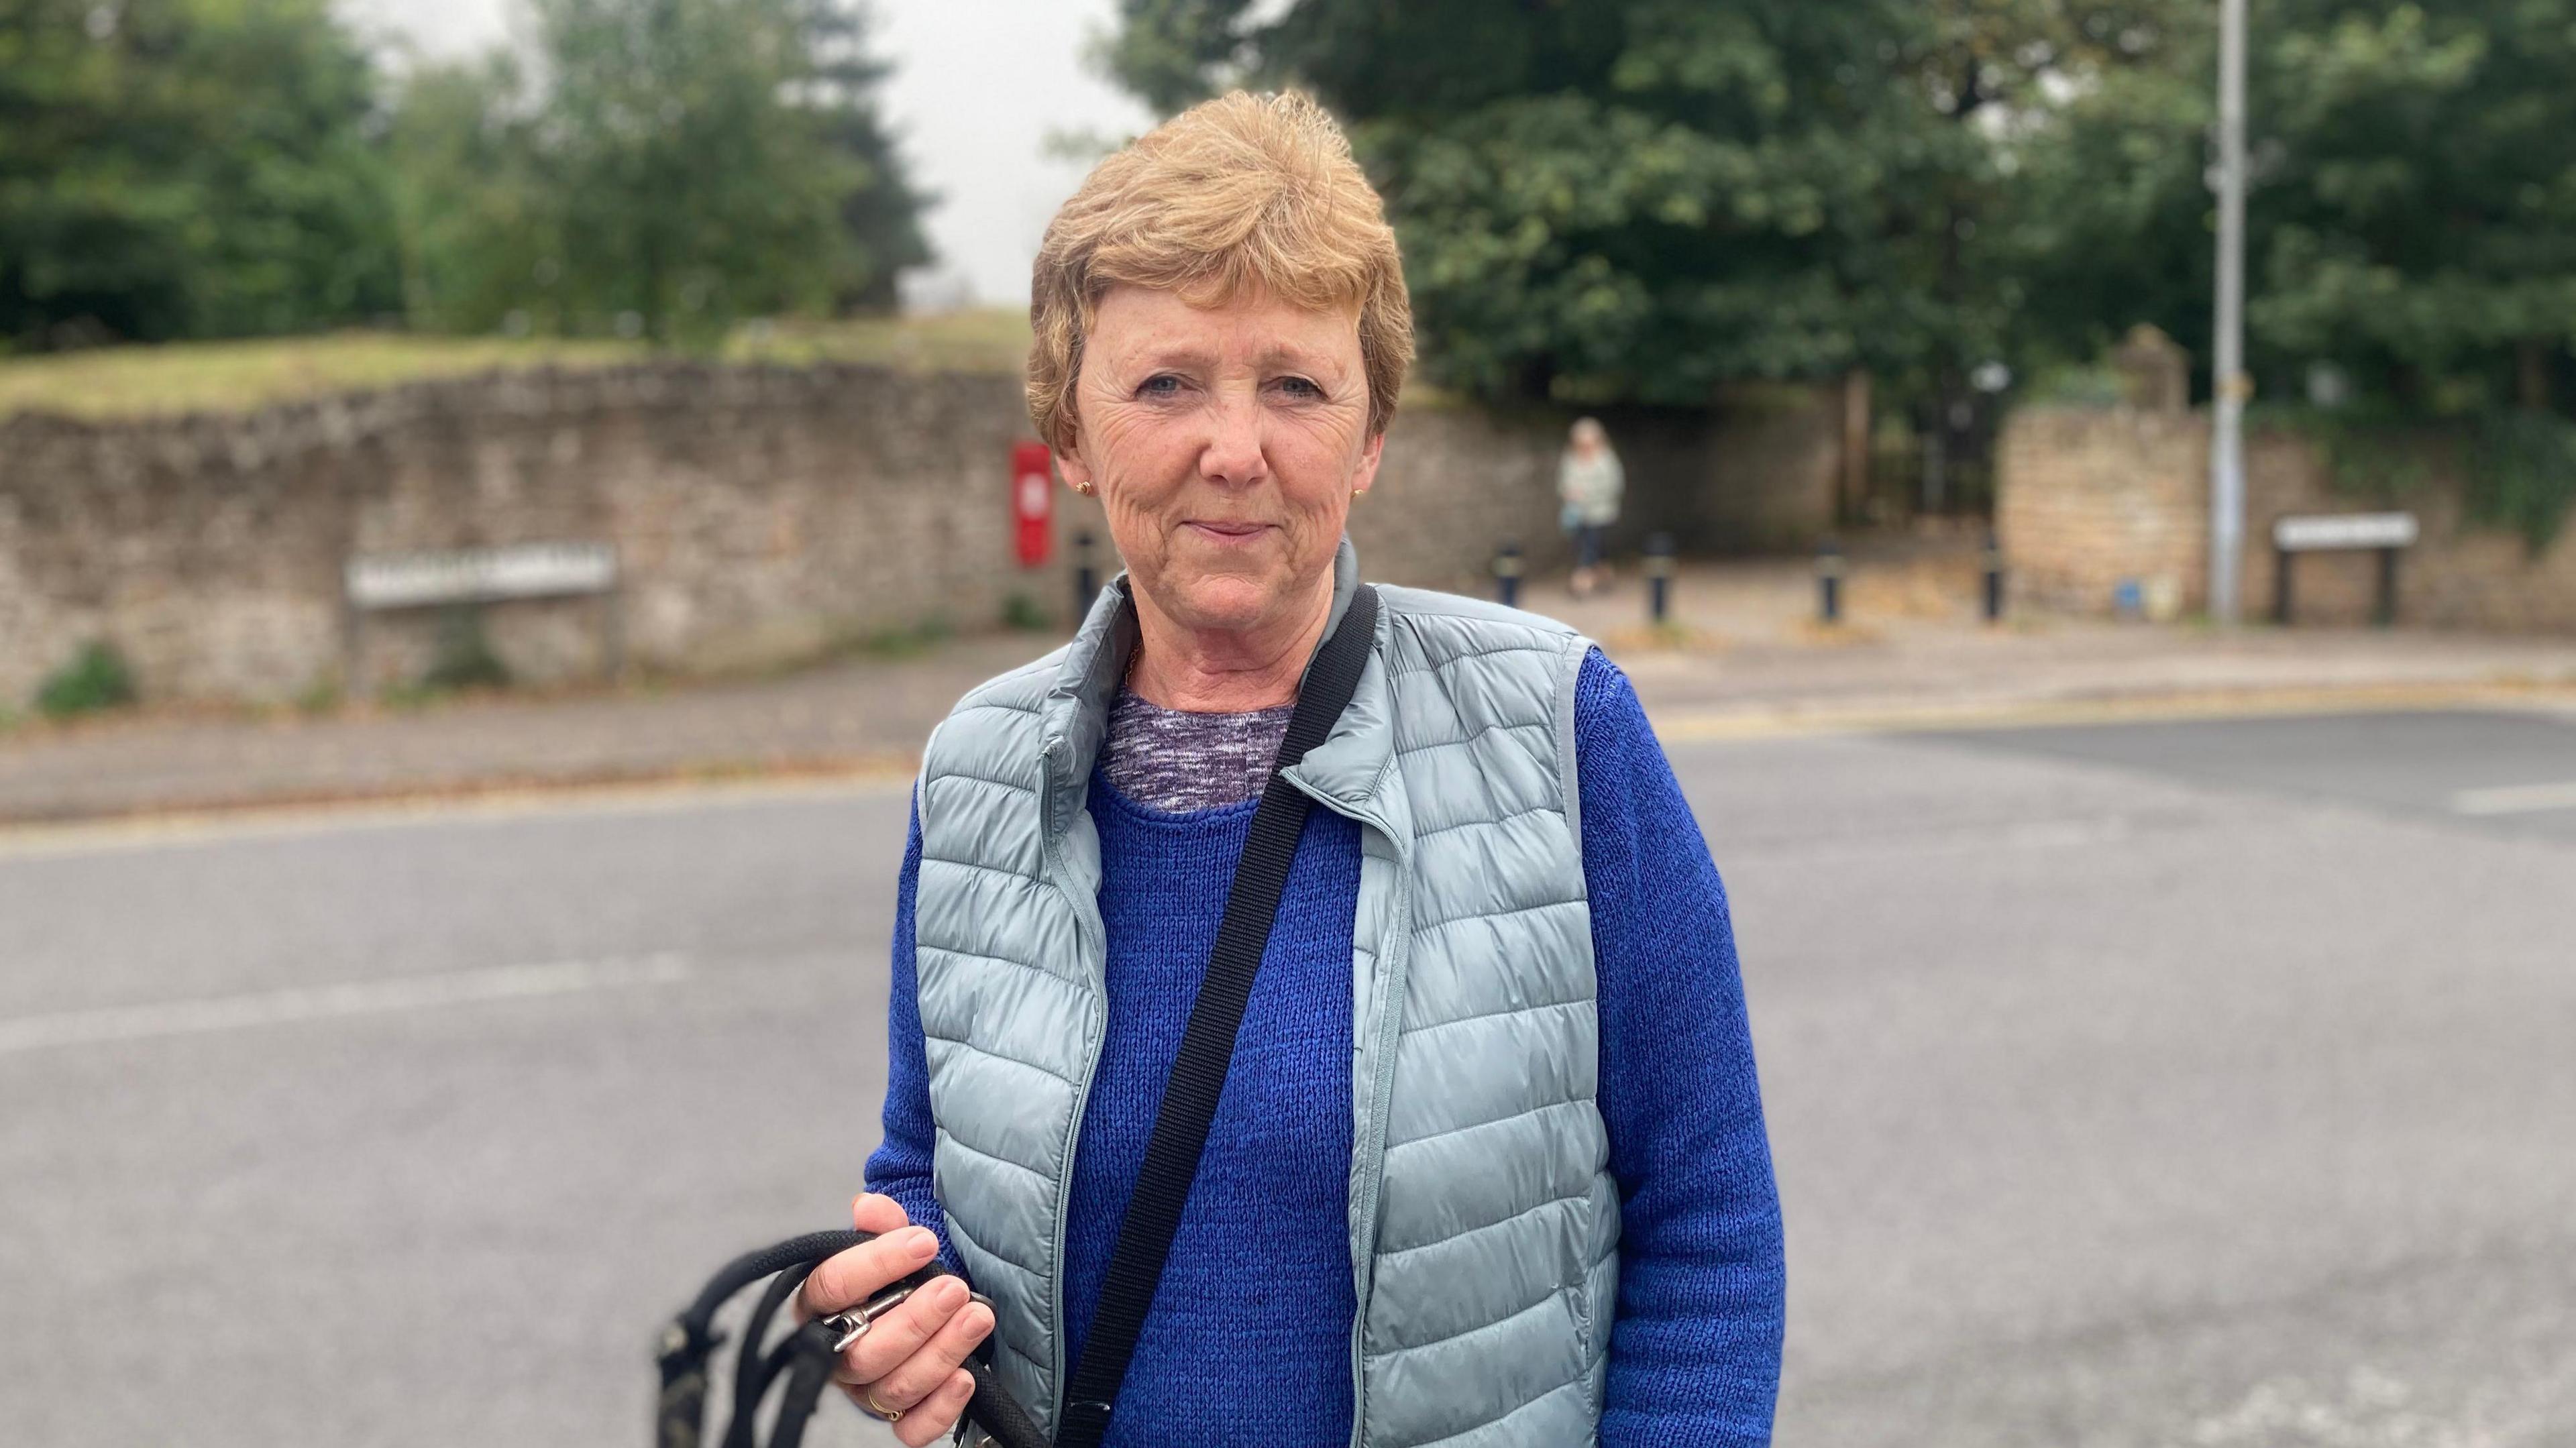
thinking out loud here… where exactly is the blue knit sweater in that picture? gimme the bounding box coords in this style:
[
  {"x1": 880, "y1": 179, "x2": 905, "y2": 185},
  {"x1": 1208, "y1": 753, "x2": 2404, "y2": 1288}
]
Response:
[{"x1": 867, "y1": 649, "x2": 1784, "y2": 1444}]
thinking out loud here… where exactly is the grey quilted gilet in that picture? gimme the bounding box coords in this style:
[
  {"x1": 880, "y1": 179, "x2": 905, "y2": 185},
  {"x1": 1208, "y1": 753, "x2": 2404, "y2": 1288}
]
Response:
[{"x1": 911, "y1": 540, "x2": 1618, "y2": 1447}]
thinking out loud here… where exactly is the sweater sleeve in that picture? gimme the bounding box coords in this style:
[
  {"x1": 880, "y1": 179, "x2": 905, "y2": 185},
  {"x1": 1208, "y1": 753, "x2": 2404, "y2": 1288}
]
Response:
[
  {"x1": 862, "y1": 802, "x2": 960, "y2": 1268},
  {"x1": 1575, "y1": 649, "x2": 1786, "y2": 1446}
]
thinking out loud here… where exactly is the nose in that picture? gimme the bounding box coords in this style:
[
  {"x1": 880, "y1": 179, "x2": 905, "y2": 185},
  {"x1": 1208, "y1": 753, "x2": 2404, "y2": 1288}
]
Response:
[{"x1": 1197, "y1": 391, "x2": 1267, "y2": 491}]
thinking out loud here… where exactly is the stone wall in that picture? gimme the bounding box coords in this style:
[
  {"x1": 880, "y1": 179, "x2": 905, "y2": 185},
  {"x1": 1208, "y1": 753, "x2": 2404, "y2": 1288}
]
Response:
[
  {"x1": 1997, "y1": 403, "x2": 2576, "y2": 630},
  {"x1": 1347, "y1": 401, "x2": 1568, "y2": 594},
  {"x1": 1, "y1": 363, "x2": 1838, "y2": 704},
  {"x1": 2239, "y1": 430, "x2": 2576, "y2": 631},
  {"x1": 1996, "y1": 406, "x2": 2213, "y2": 616},
  {"x1": 1, "y1": 366, "x2": 1046, "y2": 703},
  {"x1": 1698, "y1": 383, "x2": 1845, "y2": 552}
]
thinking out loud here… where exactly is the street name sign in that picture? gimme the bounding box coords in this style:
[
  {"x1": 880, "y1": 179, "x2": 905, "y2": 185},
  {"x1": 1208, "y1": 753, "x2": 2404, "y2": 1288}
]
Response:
[
  {"x1": 2272, "y1": 512, "x2": 2418, "y2": 553},
  {"x1": 345, "y1": 542, "x2": 617, "y2": 610},
  {"x1": 2269, "y1": 512, "x2": 2415, "y2": 627}
]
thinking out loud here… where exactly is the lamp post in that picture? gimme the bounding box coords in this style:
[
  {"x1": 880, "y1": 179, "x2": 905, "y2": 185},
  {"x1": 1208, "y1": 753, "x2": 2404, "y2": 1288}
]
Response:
[{"x1": 2209, "y1": 0, "x2": 2249, "y2": 625}]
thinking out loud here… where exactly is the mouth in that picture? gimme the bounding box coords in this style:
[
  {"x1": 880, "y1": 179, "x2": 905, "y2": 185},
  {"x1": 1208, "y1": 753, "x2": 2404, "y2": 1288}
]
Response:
[{"x1": 1183, "y1": 520, "x2": 1274, "y2": 544}]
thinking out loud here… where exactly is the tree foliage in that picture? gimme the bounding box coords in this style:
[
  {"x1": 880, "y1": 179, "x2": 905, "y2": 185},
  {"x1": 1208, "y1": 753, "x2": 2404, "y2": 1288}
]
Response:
[
  {"x1": 392, "y1": 0, "x2": 929, "y2": 343},
  {"x1": 2252, "y1": 0, "x2": 2576, "y2": 416},
  {"x1": 0, "y1": 0, "x2": 403, "y2": 347},
  {"x1": 1105, "y1": 0, "x2": 2576, "y2": 450},
  {"x1": 0, "y1": 0, "x2": 927, "y2": 351},
  {"x1": 1099, "y1": 0, "x2": 2188, "y2": 415},
  {"x1": 1998, "y1": 0, "x2": 2576, "y2": 540},
  {"x1": 1970, "y1": 0, "x2": 2576, "y2": 423}
]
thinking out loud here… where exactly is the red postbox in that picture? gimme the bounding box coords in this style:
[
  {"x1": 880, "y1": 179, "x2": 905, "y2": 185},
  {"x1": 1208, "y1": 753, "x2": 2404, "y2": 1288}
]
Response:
[{"x1": 1012, "y1": 441, "x2": 1054, "y2": 567}]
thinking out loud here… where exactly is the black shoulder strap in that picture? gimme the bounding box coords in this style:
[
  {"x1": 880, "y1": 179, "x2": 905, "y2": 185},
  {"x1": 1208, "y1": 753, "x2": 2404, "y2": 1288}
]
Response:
[{"x1": 1054, "y1": 584, "x2": 1381, "y2": 1448}]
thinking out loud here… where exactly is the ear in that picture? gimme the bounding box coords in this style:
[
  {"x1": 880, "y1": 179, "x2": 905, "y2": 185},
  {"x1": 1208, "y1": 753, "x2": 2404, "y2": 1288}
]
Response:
[
  {"x1": 1348, "y1": 428, "x2": 1387, "y2": 498},
  {"x1": 1054, "y1": 436, "x2": 1094, "y2": 494}
]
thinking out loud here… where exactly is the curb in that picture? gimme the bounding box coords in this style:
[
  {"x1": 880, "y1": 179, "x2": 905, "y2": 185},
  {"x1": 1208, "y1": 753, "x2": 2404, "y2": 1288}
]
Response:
[
  {"x1": 0, "y1": 754, "x2": 918, "y2": 850},
  {"x1": 3, "y1": 679, "x2": 2571, "y2": 844}
]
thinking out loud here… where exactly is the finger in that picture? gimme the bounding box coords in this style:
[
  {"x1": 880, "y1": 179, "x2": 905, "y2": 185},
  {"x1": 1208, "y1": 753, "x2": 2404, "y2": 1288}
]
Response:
[
  {"x1": 893, "y1": 1369, "x2": 977, "y2": 1448},
  {"x1": 851, "y1": 1192, "x2": 911, "y2": 1235},
  {"x1": 802, "y1": 1225, "x2": 940, "y2": 1317},
  {"x1": 858, "y1": 1294, "x2": 992, "y2": 1409},
  {"x1": 792, "y1": 1201, "x2": 914, "y2": 1325},
  {"x1": 835, "y1": 1272, "x2": 975, "y2": 1385}
]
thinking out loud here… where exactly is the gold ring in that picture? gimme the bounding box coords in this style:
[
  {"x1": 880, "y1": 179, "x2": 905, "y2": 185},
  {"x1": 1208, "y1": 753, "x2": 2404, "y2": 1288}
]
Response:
[{"x1": 861, "y1": 1386, "x2": 904, "y2": 1424}]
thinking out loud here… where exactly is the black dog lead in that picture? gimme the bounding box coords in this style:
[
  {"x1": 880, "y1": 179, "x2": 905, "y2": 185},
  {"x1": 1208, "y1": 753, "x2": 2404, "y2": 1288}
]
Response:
[{"x1": 655, "y1": 1229, "x2": 1048, "y2": 1448}]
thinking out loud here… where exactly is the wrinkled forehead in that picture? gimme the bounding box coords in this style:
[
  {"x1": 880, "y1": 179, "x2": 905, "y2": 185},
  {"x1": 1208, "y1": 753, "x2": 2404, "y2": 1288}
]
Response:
[
  {"x1": 1079, "y1": 281, "x2": 1365, "y2": 372},
  {"x1": 1079, "y1": 230, "x2": 1369, "y2": 325}
]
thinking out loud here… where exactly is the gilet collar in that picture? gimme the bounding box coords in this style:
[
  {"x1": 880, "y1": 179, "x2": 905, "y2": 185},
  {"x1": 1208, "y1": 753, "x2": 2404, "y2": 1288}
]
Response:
[{"x1": 1036, "y1": 535, "x2": 1393, "y2": 840}]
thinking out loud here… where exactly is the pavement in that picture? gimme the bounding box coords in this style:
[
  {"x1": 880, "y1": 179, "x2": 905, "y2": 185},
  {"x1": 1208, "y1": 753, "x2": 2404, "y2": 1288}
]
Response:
[
  {"x1": 7, "y1": 541, "x2": 2576, "y2": 825},
  {"x1": 3, "y1": 706, "x2": 2573, "y2": 1446}
]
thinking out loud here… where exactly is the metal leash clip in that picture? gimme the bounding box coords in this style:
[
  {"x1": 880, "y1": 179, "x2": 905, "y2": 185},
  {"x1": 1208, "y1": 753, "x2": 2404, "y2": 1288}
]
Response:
[
  {"x1": 667, "y1": 1232, "x2": 1049, "y2": 1448},
  {"x1": 817, "y1": 1284, "x2": 919, "y2": 1353},
  {"x1": 818, "y1": 1279, "x2": 1002, "y2": 1355}
]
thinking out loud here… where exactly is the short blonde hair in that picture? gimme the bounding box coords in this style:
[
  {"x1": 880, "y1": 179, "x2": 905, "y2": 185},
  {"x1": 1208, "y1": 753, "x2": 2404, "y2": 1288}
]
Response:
[{"x1": 1027, "y1": 90, "x2": 1413, "y2": 451}]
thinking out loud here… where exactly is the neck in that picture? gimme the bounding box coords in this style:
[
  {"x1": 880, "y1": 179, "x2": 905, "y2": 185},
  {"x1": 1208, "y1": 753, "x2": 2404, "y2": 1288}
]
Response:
[{"x1": 1125, "y1": 572, "x2": 1336, "y2": 713}]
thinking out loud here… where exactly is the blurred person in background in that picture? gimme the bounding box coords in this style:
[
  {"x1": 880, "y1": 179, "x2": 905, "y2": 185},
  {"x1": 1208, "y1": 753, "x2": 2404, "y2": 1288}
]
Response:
[
  {"x1": 796, "y1": 91, "x2": 1782, "y2": 1447},
  {"x1": 1560, "y1": 416, "x2": 1625, "y2": 598}
]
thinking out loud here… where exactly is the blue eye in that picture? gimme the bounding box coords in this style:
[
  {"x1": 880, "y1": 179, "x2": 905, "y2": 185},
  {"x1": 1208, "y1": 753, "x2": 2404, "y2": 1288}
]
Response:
[
  {"x1": 1278, "y1": 376, "x2": 1322, "y2": 398},
  {"x1": 1138, "y1": 374, "x2": 1181, "y2": 398}
]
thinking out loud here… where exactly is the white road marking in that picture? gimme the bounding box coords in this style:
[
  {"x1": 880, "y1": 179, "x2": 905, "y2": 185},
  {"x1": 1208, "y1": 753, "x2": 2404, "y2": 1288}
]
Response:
[
  {"x1": 2451, "y1": 780, "x2": 2576, "y2": 816},
  {"x1": 0, "y1": 953, "x2": 691, "y2": 1056}
]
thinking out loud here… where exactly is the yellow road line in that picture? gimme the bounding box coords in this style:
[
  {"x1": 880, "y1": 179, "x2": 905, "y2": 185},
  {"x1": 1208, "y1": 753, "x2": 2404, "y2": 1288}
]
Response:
[
  {"x1": 0, "y1": 763, "x2": 915, "y2": 860},
  {"x1": 3, "y1": 679, "x2": 2571, "y2": 852},
  {"x1": 1653, "y1": 681, "x2": 2576, "y2": 742}
]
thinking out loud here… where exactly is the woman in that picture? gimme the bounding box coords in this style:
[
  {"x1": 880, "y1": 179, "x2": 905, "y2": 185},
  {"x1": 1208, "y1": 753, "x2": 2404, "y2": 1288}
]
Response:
[
  {"x1": 801, "y1": 91, "x2": 1784, "y2": 1447},
  {"x1": 1559, "y1": 417, "x2": 1625, "y2": 598}
]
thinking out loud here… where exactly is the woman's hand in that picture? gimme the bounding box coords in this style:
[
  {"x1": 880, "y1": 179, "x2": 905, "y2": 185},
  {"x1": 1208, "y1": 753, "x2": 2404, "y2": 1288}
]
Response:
[{"x1": 802, "y1": 1193, "x2": 995, "y2": 1447}]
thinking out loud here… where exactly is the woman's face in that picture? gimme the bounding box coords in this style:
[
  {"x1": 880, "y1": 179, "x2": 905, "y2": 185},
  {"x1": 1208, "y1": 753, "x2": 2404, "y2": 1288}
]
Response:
[{"x1": 1057, "y1": 284, "x2": 1383, "y2": 640}]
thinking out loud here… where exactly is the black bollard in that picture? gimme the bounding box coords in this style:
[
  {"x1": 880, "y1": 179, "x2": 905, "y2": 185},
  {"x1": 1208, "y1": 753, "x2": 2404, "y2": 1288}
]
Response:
[
  {"x1": 1073, "y1": 530, "x2": 1099, "y2": 629},
  {"x1": 1644, "y1": 533, "x2": 1675, "y2": 624},
  {"x1": 1817, "y1": 539, "x2": 1845, "y2": 625},
  {"x1": 1494, "y1": 541, "x2": 1523, "y2": 608},
  {"x1": 1981, "y1": 531, "x2": 2006, "y2": 623}
]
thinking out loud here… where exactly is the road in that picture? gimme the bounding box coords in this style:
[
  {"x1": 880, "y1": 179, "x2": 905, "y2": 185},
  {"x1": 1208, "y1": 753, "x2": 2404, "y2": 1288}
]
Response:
[{"x1": 3, "y1": 708, "x2": 2572, "y2": 1447}]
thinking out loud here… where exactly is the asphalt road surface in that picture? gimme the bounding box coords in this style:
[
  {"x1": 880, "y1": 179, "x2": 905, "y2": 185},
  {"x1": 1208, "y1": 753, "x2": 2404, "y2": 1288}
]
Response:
[{"x1": 4, "y1": 707, "x2": 2572, "y2": 1447}]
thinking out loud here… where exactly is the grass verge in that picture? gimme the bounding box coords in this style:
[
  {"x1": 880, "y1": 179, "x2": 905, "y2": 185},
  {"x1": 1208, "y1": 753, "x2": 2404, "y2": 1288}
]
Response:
[{"x1": 0, "y1": 311, "x2": 1034, "y2": 423}]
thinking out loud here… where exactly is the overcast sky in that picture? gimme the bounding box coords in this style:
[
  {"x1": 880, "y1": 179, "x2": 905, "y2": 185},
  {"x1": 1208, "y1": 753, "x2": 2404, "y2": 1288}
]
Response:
[{"x1": 337, "y1": 0, "x2": 1156, "y2": 307}]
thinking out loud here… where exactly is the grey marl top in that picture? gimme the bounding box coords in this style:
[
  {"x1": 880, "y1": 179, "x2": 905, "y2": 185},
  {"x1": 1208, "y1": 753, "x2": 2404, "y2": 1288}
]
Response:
[{"x1": 1097, "y1": 689, "x2": 1293, "y2": 812}]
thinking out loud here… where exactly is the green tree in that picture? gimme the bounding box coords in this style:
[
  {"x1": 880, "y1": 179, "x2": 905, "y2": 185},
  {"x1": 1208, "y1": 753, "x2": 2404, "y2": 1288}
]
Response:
[
  {"x1": 2000, "y1": 5, "x2": 2215, "y2": 383},
  {"x1": 0, "y1": 0, "x2": 402, "y2": 347},
  {"x1": 804, "y1": 0, "x2": 932, "y2": 311},
  {"x1": 2019, "y1": 0, "x2": 2576, "y2": 416},
  {"x1": 2253, "y1": 1, "x2": 2576, "y2": 417},
  {"x1": 2008, "y1": 0, "x2": 2576, "y2": 540},
  {"x1": 1099, "y1": 0, "x2": 2180, "y2": 423},
  {"x1": 387, "y1": 56, "x2": 553, "y2": 335},
  {"x1": 392, "y1": 0, "x2": 928, "y2": 342}
]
